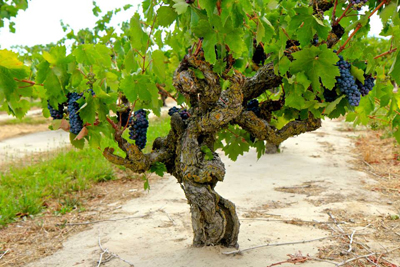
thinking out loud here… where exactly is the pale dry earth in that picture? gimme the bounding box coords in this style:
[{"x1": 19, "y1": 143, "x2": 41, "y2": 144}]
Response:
[
  {"x1": 0, "y1": 101, "x2": 174, "y2": 165},
  {"x1": 22, "y1": 119, "x2": 399, "y2": 267}
]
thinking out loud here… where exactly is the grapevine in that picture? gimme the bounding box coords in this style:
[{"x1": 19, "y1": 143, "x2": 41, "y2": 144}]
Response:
[
  {"x1": 246, "y1": 99, "x2": 261, "y2": 117},
  {"x1": 67, "y1": 93, "x2": 84, "y2": 135},
  {"x1": 335, "y1": 56, "x2": 361, "y2": 106},
  {"x1": 168, "y1": 106, "x2": 190, "y2": 120},
  {"x1": 128, "y1": 109, "x2": 149, "y2": 150},
  {"x1": 351, "y1": 0, "x2": 368, "y2": 10},
  {"x1": 48, "y1": 101, "x2": 64, "y2": 120},
  {"x1": 356, "y1": 75, "x2": 375, "y2": 96},
  {"x1": 117, "y1": 108, "x2": 131, "y2": 127}
]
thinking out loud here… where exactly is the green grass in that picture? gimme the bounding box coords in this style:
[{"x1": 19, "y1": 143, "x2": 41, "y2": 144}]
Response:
[
  {"x1": 0, "y1": 115, "x2": 171, "y2": 227},
  {"x1": 0, "y1": 116, "x2": 49, "y2": 126}
]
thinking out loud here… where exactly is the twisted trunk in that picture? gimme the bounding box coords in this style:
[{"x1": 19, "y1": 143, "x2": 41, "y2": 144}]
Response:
[{"x1": 103, "y1": 49, "x2": 322, "y2": 248}]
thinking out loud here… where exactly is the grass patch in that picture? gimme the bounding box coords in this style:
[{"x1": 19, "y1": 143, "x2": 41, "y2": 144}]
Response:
[
  {"x1": 0, "y1": 115, "x2": 171, "y2": 227},
  {"x1": 0, "y1": 116, "x2": 49, "y2": 126}
]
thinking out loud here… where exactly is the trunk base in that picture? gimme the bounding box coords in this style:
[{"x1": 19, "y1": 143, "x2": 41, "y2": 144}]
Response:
[{"x1": 182, "y1": 180, "x2": 240, "y2": 248}]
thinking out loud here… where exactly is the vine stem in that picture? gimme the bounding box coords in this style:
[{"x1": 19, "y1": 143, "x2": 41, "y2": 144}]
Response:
[
  {"x1": 373, "y1": 48, "x2": 397, "y2": 59},
  {"x1": 106, "y1": 116, "x2": 120, "y2": 131},
  {"x1": 142, "y1": 2, "x2": 161, "y2": 74},
  {"x1": 375, "y1": 98, "x2": 400, "y2": 116},
  {"x1": 122, "y1": 100, "x2": 137, "y2": 133},
  {"x1": 156, "y1": 83, "x2": 178, "y2": 102},
  {"x1": 337, "y1": 0, "x2": 387, "y2": 55},
  {"x1": 331, "y1": 0, "x2": 338, "y2": 25},
  {"x1": 334, "y1": 3, "x2": 353, "y2": 26},
  {"x1": 13, "y1": 78, "x2": 43, "y2": 87}
]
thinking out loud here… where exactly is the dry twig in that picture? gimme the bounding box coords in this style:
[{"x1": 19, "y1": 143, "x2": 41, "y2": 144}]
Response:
[
  {"x1": 97, "y1": 233, "x2": 135, "y2": 266},
  {"x1": 242, "y1": 218, "x2": 347, "y2": 225},
  {"x1": 222, "y1": 235, "x2": 343, "y2": 255},
  {"x1": 0, "y1": 250, "x2": 9, "y2": 260},
  {"x1": 57, "y1": 211, "x2": 141, "y2": 226}
]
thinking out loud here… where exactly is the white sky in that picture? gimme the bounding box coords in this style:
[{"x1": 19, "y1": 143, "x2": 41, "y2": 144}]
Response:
[
  {"x1": 0, "y1": 0, "x2": 142, "y2": 49},
  {"x1": 0, "y1": 0, "x2": 385, "y2": 50}
]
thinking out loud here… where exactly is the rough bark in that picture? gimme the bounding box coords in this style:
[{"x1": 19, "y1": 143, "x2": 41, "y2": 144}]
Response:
[{"x1": 103, "y1": 48, "x2": 323, "y2": 248}]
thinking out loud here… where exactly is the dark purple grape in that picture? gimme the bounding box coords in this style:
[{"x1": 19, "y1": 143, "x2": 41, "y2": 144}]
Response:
[
  {"x1": 335, "y1": 56, "x2": 361, "y2": 106},
  {"x1": 67, "y1": 93, "x2": 84, "y2": 135},
  {"x1": 356, "y1": 75, "x2": 375, "y2": 96},
  {"x1": 48, "y1": 101, "x2": 64, "y2": 120},
  {"x1": 128, "y1": 109, "x2": 149, "y2": 150},
  {"x1": 168, "y1": 106, "x2": 190, "y2": 121}
]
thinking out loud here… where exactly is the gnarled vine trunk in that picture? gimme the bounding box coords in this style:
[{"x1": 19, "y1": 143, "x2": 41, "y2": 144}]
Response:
[{"x1": 103, "y1": 44, "x2": 324, "y2": 247}]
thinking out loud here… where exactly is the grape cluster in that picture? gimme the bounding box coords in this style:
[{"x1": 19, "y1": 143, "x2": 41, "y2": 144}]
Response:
[
  {"x1": 351, "y1": 0, "x2": 368, "y2": 10},
  {"x1": 117, "y1": 108, "x2": 131, "y2": 127},
  {"x1": 323, "y1": 88, "x2": 339, "y2": 103},
  {"x1": 87, "y1": 88, "x2": 95, "y2": 96},
  {"x1": 67, "y1": 93, "x2": 84, "y2": 135},
  {"x1": 336, "y1": 56, "x2": 361, "y2": 106},
  {"x1": 246, "y1": 99, "x2": 261, "y2": 117},
  {"x1": 356, "y1": 75, "x2": 375, "y2": 96},
  {"x1": 168, "y1": 106, "x2": 180, "y2": 116},
  {"x1": 246, "y1": 99, "x2": 261, "y2": 142},
  {"x1": 128, "y1": 109, "x2": 149, "y2": 150},
  {"x1": 252, "y1": 43, "x2": 267, "y2": 66},
  {"x1": 168, "y1": 106, "x2": 190, "y2": 120},
  {"x1": 48, "y1": 101, "x2": 64, "y2": 120}
]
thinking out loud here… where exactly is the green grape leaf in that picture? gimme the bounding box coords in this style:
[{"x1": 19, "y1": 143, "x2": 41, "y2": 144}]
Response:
[
  {"x1": 289, "y1": 7, "x2": 329, "y2": 47},
  {"x1": 172, "y1": 0, "x2": 189, "y2": 15},
  {"x1": 157, "y1": 6, "x2": 177, "y2": 27},
  {"x1": 351, "y1": 65, "x2": 365, "y2": 84},
  {"x1": 389, "y1": 53, "x2": 400, "y2": 85},
  {"x1": 192, "y1": 19, "x2": 218, "y2": 64},
  {"x1": 79, "y1": 96, "x2": 96, "y2": 124},
  {"x1": 201, "y1": 145, "x2": 214, "y2": 161},
  {"x1": 129, "y1": 14, "x2": 149, "y2": 53},
  {"x1": 70, "y1": 133, "x2": 85, "y2": 149},
  {"x1": 324, "y1": 95, "x2": 345, "y2": 115},
  {"x1": 152, "y1": 50, "x2": 166, "y2": 80},
  {"x1": 199, "y1": 0, "x2": 217, "y2": 18},
  {"x1": 73, "y1": 44, "x2": 112, "y2": 68},
  {"x1": 254, "y1": 140, "x2": 266, "y2": 160},
  {"x1": 290, "y1": 45, "x2": 339, "y2": 91},
  {"x1": 120, "y1": 75, "x2": 138, "y2": 103},
  {"x1": 150, "y1": 162, "x2": 167, "y2": 177}
]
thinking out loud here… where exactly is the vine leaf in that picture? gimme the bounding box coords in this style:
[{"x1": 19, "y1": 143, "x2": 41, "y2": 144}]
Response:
[
  {"x1": 325, "y1": 95, "x2": 345, "y2": 115},
  {"x1": 192, "y1": 19, "x2": 218, "y2": 64},
  {"x1": 172, "y1": 0, "x2": 189, "y2": 15},
  {"x1": 389, "y1": 53, "x2": 400, "y2": 85},
  {"x1": 289, "y1": 7, "x2": 329, "y2": 46},
  {"x1": 290, "y1": 44, "x2": 339, "y2": 91},
  {"x1": 150, "y1": 162, "x2": 167, "y2": 177},
  {"x1": 351, "y1": 65, "x2": 365, "y2": 84},
  {"x1": 156, "y1": 6, "x2": 177, "y2": 27},
  {"x1": 201, "y1": 145, "x2": 214, "y2": 161}
]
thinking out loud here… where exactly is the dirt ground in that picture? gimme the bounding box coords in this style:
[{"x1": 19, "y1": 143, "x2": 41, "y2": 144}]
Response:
[
  {"x1": 1, "y1": 119, "x2": 400, "y2": 267},
  {"x1": 0, "y1": 123, "x2": 50, "y2": 141}
]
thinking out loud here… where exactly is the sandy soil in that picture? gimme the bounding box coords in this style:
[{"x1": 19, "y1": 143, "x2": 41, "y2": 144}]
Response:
[{"x1": 16, "y1": 119, "x2": 399, "y2": 267}]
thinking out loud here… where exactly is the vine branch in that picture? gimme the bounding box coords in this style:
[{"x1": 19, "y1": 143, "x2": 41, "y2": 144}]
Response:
[{"x1": 373, "y1": 48, "x2": 397, "y2": 59}]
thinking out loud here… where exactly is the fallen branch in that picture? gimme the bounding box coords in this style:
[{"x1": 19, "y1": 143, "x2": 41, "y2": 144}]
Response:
[
  {"x1": 336, "y1": 247, "x2": 400, "y2": 267},
  {"x1": 0, "y1": 250, "x2": 9, "y2": 260},
  {"x1": 241, "y1": 218, "x2": 347, "y2": 225},
  {"x1": 160, "y1": 209, "x2": 176, "y2": 226},
  {"x1": 279, "y1": 185, "x2": 311, "y2": 190},
  {"x1": 222, "y1": 235, "x2": 342, "y2": 255},
  {"x1": 267, "y1": 251, "x2": 311, "y2": 267},
  {"x1": 97, "y1": 233, "x2": 135, "y2": 266},
  {"x1": 346, "y1": 229, "x2": 356, "y2": 253},
  {"x1": 57, "y1": 211, "x2": 147, "y2": 226}
]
